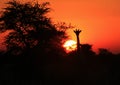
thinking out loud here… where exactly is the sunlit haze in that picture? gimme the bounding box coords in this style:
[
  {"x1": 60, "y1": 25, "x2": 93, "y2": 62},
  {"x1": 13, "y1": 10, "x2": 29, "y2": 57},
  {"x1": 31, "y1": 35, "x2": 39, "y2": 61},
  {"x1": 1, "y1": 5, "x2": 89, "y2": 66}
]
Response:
[
  {"x1": 63, "y1": 40, "x2": 77, "y2": 52},
  {"x1": 0, "y1": 0, "x2": 120, "y2": 53}
]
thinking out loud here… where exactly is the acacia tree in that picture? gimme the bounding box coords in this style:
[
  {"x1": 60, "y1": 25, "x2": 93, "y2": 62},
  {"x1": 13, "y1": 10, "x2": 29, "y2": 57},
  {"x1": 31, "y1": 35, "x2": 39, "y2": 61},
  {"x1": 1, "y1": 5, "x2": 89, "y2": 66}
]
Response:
[{"x1": 0, "y1": 0, "x2": 69, "y2": 55}]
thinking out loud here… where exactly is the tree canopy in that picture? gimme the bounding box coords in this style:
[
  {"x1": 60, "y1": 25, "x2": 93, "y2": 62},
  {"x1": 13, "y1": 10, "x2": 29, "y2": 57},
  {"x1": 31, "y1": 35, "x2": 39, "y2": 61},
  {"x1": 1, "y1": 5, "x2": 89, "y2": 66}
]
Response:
[{"x1": 0, "y1": 0, "x2": 69, "y2": 55}]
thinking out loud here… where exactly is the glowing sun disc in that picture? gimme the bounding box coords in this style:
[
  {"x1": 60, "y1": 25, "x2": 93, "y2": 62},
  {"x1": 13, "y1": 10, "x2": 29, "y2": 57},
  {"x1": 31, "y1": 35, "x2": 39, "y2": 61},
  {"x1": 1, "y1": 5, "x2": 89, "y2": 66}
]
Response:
[{"x1": 63, "y1": 40, "x2": 77, "y2": 51}]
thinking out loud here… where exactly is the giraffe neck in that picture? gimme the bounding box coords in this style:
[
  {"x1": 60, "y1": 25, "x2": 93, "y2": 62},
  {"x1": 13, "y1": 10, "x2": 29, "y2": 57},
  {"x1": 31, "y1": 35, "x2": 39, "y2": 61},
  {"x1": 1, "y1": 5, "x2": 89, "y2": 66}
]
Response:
[{"x1": 76, "y1": 34, "x2": 80, "y2": 52}]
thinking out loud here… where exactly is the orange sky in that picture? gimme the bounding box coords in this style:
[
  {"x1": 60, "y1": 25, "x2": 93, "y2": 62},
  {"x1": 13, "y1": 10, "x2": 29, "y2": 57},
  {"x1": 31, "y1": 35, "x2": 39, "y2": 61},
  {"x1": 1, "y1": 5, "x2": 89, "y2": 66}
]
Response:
[{"x1": 0, "y1": 0, "x2": 120, "y2": 53}]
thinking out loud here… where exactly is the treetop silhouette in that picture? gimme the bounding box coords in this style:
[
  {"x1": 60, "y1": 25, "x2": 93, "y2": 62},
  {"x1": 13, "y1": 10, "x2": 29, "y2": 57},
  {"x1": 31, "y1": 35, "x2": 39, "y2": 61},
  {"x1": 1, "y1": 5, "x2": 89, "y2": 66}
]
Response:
[{"x1": 0, "y1": 0, "x2": 70, "y2": 55}]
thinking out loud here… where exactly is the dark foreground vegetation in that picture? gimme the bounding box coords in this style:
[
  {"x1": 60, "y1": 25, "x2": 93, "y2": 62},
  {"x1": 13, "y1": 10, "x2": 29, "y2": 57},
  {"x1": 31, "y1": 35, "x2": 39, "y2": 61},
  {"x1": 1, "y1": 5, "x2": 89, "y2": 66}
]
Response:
[
  {"x1": 0, "y1": 47, "x2": 120, "y2": 85},
  {"x1": 0, "y1": 0, "x2": 120, "y2": 85}
]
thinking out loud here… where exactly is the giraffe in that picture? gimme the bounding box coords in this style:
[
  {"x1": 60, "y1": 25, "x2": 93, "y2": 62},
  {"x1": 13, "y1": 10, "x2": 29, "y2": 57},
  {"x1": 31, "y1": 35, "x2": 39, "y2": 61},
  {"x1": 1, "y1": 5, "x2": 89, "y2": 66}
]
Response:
[{"x1": 74, "y1": 29, "x2": 82, "y2": 52}]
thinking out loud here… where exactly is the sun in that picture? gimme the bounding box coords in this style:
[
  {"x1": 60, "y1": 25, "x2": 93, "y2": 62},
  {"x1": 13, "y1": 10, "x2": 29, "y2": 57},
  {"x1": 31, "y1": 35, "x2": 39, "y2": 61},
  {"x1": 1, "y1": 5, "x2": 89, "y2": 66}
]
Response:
[{"x1": 63, "y1": 40, "x2": 77, "y2": 52}]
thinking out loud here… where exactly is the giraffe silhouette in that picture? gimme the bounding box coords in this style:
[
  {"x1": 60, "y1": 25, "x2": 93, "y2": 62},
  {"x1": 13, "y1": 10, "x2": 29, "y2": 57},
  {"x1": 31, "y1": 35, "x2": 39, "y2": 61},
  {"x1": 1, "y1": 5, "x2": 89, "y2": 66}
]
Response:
[{"x1": 74, "y1": 29, "x2": 82, "y2": 53}]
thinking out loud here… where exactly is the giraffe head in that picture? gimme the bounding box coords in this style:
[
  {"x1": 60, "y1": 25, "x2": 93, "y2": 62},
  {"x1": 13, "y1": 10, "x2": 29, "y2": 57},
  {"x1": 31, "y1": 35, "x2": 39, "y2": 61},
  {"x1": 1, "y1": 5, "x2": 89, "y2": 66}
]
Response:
[{"x1": 74, "y1": 29, "x2": 82, "y2": 36}]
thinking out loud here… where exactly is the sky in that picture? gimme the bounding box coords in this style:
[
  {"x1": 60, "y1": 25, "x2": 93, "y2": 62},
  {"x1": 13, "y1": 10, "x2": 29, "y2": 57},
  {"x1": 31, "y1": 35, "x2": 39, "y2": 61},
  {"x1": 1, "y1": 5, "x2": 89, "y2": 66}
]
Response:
[{"x1": 0, "y1": 0, "x2": 120, "y2": 53}]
